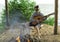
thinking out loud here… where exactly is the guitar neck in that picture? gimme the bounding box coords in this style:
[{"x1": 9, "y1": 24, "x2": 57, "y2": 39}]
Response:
[{"x1": 45, "y1": 12, "x2": 55, "y2": 17}]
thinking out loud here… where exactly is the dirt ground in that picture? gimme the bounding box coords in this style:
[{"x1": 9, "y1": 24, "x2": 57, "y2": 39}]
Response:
[{"x1": 0, "y1": 23, "x2": 60, "y2": 42}]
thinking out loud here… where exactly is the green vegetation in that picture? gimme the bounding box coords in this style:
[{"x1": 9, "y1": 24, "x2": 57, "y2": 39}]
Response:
[
  {"x1": 0, "y1": 22, "x2": 5, "y2": 33},
  {"x1": 8, "y1": 0, "x2": 36, "y2": 21},
  {"x1": 43, "y1": 17, "x2": 54, "y2": 26}
]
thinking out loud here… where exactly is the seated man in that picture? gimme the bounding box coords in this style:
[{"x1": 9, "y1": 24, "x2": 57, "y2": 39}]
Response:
[{"x1": 29, "y1": 5, "x2": 47, "y2": 27}]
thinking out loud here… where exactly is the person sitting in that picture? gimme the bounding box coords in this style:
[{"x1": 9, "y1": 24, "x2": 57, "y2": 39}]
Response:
[{"x1": 29, "y1": 5, "x2": 47, "y2": 27}]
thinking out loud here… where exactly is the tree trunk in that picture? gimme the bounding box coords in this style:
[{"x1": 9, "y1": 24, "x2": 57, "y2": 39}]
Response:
[
  {"x1": 5, "y1": 0, "x2": 10, "y2": 29},
  {"x1": 54, "y1": 0, "x2": 58, "y2": 35}
]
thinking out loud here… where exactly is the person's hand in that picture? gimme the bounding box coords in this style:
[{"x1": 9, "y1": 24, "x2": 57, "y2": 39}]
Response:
[{"x1": 32, "y1": 21, "x2": 37, "y2": 25}]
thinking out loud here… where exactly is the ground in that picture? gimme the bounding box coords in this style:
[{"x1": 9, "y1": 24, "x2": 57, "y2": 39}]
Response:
[{"x1": 0, "y1": 23, "x2": 60, "y2": 42}]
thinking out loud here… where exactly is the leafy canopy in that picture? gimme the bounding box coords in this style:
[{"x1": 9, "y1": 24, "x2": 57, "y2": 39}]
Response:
[{"x1": 8, "y1": 0, "x2": 36, "y2": 21}]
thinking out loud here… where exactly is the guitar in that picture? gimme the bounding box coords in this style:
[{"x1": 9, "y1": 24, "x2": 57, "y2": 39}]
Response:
[
  {"x1": 30, "y1": 13, "x2": 54, "y2": 26},
  {"x1": 33, "y1": 12, "x2": 55, "y2": 22}
]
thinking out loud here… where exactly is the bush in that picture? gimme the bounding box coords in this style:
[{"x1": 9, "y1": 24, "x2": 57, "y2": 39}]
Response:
[
  {"x1": 8, "y1": 0, "x2": 36, "y2": 21},
  {"x1": 43, "y1": 17, "x2": 54, "y2": 26}
]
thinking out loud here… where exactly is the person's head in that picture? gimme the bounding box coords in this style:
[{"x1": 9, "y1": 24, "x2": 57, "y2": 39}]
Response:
[{"x1": 34, "y1": 5, "x2": 39, "y2": 12}]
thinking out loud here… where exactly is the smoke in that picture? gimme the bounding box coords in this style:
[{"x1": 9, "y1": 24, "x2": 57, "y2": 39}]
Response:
[
  {"x1": 10, "y1": 21, "x2": 30, "y2": 37},
  {"x1": 5, "y1": 10, "x2": 31, "y2": 39}
]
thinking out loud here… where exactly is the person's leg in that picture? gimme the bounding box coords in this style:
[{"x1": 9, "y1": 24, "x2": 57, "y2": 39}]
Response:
[
  {"x1": 37, "y1": 23, "x2": 41, "y2": 30},
  {"x1": 34, "y1": 26, "x2": 37, "y2": 31},
  {"x1": 34, "y1": 26, "x2": 41, "y2": 39}
]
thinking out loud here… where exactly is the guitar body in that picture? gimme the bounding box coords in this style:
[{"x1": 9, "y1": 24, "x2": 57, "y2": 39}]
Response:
[{"x1": 33, "y1": 16, "x2": 45, "y2": 22}]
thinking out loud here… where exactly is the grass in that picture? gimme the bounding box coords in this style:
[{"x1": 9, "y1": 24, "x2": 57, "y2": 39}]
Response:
[{"x1": 30, "y1": 24, "x2": 60, "y2": 42}]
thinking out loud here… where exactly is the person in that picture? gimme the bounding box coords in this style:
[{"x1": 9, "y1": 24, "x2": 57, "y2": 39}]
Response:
[
  {"x1": 29, "y1": 5, "x2": 47, "y2": 27},
  {"x1": 29, "y1": 5, "x2": 47, "y2": 39}
]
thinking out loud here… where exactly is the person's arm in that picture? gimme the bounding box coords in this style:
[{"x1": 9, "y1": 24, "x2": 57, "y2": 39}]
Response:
[
  {"x1": 40, "y1": 12, "x2": 47, "y2": 20},
  {"x1": 39, "y1": 12, "x2": 44, "y2": 16}
]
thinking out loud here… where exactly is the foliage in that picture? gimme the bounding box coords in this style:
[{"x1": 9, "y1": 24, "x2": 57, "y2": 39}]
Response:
[
  {"x1": 8, "y1": 0, "x2": 36, "y2": 21},
  {"x1": 1, "y1": 0, "x2": 36, "y2": 25},
  {"x1": 0, "y1": 0, "x2": 36, "y2": 30},
  {"x1": 43, "y1": 17, "x2": 54, "y2": 26}
]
